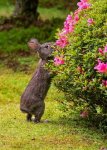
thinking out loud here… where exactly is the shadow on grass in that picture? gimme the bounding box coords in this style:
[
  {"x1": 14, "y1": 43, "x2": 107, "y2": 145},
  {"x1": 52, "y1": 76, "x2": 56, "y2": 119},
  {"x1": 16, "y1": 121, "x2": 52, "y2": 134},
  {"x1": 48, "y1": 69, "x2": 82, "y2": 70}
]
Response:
[{"x1": 47, "y1": 116, "x2": 107, "y2": 139}]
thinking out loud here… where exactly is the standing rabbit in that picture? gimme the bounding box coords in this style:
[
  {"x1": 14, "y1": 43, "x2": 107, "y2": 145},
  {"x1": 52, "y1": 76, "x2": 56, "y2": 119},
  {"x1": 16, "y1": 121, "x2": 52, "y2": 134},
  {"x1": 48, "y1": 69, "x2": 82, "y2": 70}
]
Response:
[{"x1": 20, "y1": 39, "x2": 54, "y2": 123}]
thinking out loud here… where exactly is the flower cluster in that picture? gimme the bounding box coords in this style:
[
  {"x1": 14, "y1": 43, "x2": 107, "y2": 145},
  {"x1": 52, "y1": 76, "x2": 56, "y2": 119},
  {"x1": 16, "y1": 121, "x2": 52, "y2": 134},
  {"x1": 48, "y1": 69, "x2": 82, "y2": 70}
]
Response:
[
  {"x1": 77, "y1": 0, "x2": 91, "y2": 10},
  {"x1": 94, "y1": 61, "x2": 107, "y2": 73},
  {"x1": 56, "y1": 12, "x2": 80, "y2": 48},
  {"x1": 64, "y1": 14, "x2": 79, "y2": 34},
  {"x1": 94, "y1": 45, "x2": 107, "y2": 87},
  {"x1": 56, "y1": 35, "x2": 68, "y2": 48},
  {"x1": 55, "y1": 13, "x2": 80, "y2": 48},
  {"x1": 55, "y1": 0, "x2": 91, "y2": 66},
  {"x1": 94, "y1": 45, "x2": 107, "y2": 73}
]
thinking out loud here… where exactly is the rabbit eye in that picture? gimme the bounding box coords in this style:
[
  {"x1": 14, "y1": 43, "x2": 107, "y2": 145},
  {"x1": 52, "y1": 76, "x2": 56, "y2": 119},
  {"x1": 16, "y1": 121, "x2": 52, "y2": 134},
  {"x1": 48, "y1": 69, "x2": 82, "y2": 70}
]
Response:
[{"x1": 45, "y1": 45, "x2": 49, "y2": 48}]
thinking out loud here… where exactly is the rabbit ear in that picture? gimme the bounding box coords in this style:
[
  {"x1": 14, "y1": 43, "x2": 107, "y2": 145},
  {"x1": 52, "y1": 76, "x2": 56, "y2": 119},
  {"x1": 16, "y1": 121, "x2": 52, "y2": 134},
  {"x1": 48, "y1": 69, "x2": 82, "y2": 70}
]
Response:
[
  {"x1": 29, "y1": 38, "x2": 39, "y2": 43},
  {"x1": 28, "y1": 38, "x2": 40, "y2": 51}
]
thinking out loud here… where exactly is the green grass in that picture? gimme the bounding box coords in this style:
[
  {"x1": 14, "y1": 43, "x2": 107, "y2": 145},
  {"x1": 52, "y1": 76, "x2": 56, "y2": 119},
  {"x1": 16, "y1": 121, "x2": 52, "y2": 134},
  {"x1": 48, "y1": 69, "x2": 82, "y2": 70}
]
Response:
[
  {"x1": 39, "y1": 7, "x2": 69, "y2": 20},
  {"x1": 0, "y1": 0, "x2": 14, "y2": 17},
  {"x1": 0, "y1": 6, "x2": 13, "y2": 17},
  {"x1": 0, "y1": 56, "x2": 107, "y2": 150}
]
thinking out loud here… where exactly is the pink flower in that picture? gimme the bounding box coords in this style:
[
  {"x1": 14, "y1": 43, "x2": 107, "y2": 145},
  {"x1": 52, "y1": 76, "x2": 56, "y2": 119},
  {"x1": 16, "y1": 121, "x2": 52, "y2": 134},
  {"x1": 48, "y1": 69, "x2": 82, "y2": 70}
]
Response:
[
  {"x1": 74, "y1": 9, "x2": 81, "y2": 15},
  {"x1": 64, "y1": 21, "x2": 70, "y2": 33},
  {"x1": 59, "y1": 30, "x2": 67, "y2": 36},
  {"x1": 87, "y1": 18, "x2": 94, "y2": 26},
  {"x1": 97, "y1": 59, "x2": 101, "y2": 63},
  {"x1": 80, "y1": 0, "x2": 88, "y2": 2},
  {"x1": 77, "y1": 0, "x2": 91, "y2": 10},
  {"x1": 103, "y1": 45, "x2": 107, "y2": 54},
  {"x1": 56, "y1": 36, "x2": 69, "y2": 48},
  {"x1": 54, "y1": 56, "x2": 65, "y2": 66},
  {"x1": 64, "y1": 14, "x2": 75, "y2": 34},
  {"x1": 94, "y1": 62, "x2": 107, "y2": 73},
  {"x1": 74, "y1": 15, "x2": 80, "y2": 22},
  {"x1": 66, "y1": 15, "x2": 73, "y2": 23},
  {"x1": 56, "y1": 12, "x2": 80, "y2": 44},
  {"x1": 68, "y1": 25, "x2": 75, "y2": 33},
  {"x1": 63, "y1": 14, "x2": 79, "y2": 34},
  {"x1": 98, "y1": 45, "x2": 107, "y2": 54},
  {"x1": 98, "y1": 48, "x2": 104, "y2": 55},
  {"x1": 102, "y1": 80, "x2": 107, "y2": 87}
]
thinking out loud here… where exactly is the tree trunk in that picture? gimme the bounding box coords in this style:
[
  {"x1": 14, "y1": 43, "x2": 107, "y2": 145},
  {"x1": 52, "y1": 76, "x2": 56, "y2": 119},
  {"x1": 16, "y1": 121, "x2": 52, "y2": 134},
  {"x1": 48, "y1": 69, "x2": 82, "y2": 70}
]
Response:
[{"x1": 14, "y1": 0, "x2": 39, "y2": 23}]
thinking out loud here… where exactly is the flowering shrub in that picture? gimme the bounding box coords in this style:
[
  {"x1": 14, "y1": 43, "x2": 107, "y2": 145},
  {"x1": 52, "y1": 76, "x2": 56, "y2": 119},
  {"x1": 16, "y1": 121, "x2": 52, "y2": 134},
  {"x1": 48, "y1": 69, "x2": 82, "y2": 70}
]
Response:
[{"x1": 48, "y1": 0, "x2": 107, "y2": 129}]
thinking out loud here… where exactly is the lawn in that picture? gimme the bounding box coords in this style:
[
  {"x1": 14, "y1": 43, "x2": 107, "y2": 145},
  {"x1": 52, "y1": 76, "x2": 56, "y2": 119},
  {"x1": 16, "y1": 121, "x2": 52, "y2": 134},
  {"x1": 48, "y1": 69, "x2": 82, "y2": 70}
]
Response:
[
  {"x1": 0, "y1": 56, "x2": 107, "y2": 150},
  {"x1": 0, "y1": 1, "x2": 107, "y2": 150}
]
